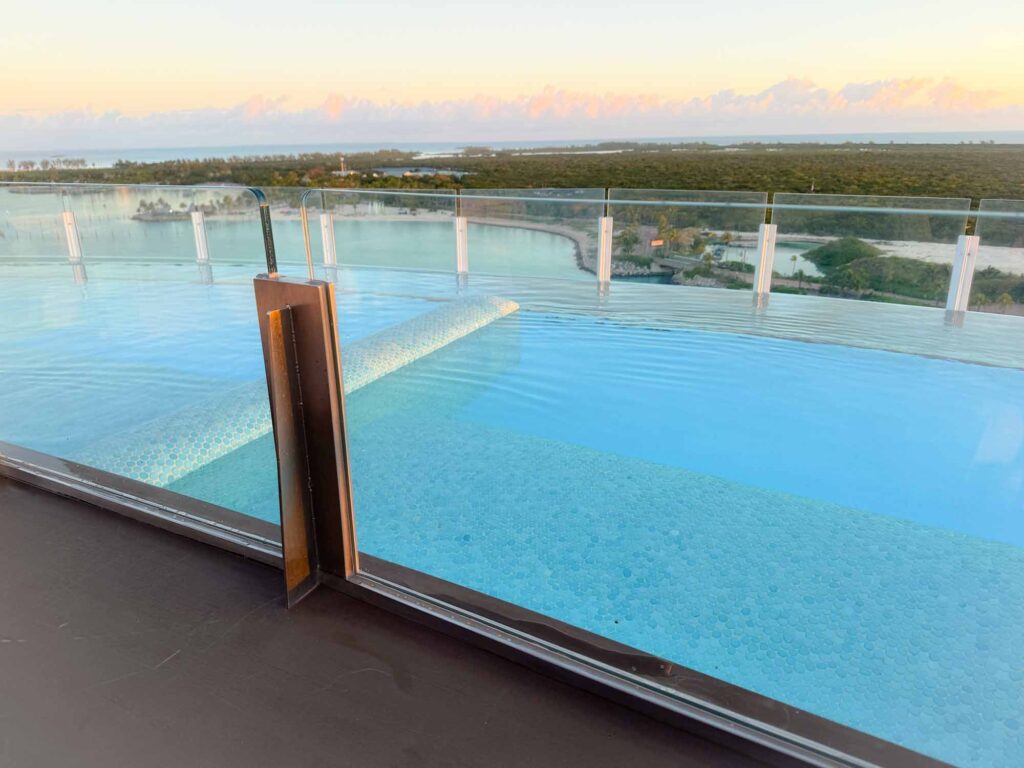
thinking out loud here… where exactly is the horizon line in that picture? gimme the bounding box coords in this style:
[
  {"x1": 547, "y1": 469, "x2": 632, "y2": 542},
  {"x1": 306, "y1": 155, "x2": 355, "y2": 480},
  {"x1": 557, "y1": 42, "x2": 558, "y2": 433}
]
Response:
[{"x1": 8, "y1": 128, "x2": 1024, "y2": 159}]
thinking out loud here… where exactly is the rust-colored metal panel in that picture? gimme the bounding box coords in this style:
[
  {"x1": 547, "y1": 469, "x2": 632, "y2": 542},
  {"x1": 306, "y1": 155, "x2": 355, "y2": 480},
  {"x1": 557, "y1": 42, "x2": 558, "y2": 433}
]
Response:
[
  {"x1": 264, "y1": 307, "x2": 316, "y2": 606},
  {"x1": 254, "y1": 275, "x2": 358, "y2": 605}
]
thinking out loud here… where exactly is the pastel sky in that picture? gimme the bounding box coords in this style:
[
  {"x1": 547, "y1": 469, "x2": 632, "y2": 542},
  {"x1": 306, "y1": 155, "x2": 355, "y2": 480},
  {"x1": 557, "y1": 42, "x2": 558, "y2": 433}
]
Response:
[{"x1": 2, "y1": 0, "x2": 1023, "y2": 149}]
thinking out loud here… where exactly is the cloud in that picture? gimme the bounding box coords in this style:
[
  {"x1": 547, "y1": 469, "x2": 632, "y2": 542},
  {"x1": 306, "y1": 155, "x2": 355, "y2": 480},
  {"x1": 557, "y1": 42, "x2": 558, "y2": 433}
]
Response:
[{"x1": 2, "y1": 78, "x2": 1021, "y2": 152}]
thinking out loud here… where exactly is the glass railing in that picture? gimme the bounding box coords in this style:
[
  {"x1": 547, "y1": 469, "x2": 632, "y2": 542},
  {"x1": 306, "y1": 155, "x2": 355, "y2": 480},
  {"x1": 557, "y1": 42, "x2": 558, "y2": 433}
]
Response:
[
  {"x1": 5, "y1": 182, "x2": 1024, "y2": 768},
  {"x1": 294, "y1": 186, "x2": 1024, "y2": 768},
  {"x1": 55, "y1": 183, "x2": 267, "y2": 268},
  {"x1": 974, "y1": 199, "x2": 1024, "y2": 315},
  {"x1": 771, "y1": 193, "x2": 971, "y2": 306},
  {"x1": 0, "y1": 181, "x2": 67, "y2": 263},
  {"x1": 458, "y1": 188, "x2": 603, "y2": 280},
  {"x1": 607, "y1": 189, "x2": 768, "y2": 287},
  {"x1": 0, "y1": 182, "x2": 279, "y2": 530},
  {"x1": 300, "y1": 188, "x2": 457, "y2": 275}
]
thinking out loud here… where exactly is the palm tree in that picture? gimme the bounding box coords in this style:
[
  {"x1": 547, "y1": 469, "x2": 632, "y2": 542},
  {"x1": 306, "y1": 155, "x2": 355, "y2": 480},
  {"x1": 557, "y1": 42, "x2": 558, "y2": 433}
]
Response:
[{"x1": 618, "y1": 225, "x2": 640, "y2": 258}]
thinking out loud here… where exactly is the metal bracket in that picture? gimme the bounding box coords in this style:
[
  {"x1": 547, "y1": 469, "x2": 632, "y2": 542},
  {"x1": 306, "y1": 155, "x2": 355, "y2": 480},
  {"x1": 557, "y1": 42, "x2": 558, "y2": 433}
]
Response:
[{"x1": 254, "y1": 275, "x2": 359, "y2": 607}]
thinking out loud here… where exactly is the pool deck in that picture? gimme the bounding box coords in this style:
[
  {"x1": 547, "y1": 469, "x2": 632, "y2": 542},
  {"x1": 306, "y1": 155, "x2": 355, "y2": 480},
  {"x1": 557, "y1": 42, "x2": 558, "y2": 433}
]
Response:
[{"x1": 0, "y1": 477, "x2": 762, "y2": 768}]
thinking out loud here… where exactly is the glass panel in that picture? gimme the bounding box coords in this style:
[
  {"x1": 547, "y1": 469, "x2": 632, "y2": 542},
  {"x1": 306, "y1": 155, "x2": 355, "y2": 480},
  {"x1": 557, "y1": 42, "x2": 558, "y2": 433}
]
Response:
[
  {"x1": 329, "y1": 192, "x2": 1022, "y2": 767},
  {"x1": 302, "y1": 188, "x2": 457, "y2": 275},
  {"x1": 259, "y1": 186, "x2": 329, "y2": 276},
  {"x1": 0, "y1": 182, "x2": 67, "y2": 262},
  {"x1": 607, "y1": 189, "x2": 767, "y2": 288},
  {"x1": 52, "y1": 183, "x2": 268, "y2": 270},
  {"x1": 0, "y1": 182, "x2": 278, "y2": 525},
  {"x1": 458, "y1": 188, "x2": 602, "y2": 280},
  {"x1": 973, "y1": 199, "x2": 1024, "y2": 315},
  {"x1": 772, "y1": 193, "x2": 970, "y2": 306}
]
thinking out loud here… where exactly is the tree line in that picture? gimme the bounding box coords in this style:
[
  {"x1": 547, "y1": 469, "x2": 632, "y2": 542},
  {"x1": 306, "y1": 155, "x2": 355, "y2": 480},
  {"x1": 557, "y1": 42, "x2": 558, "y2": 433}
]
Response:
[
  {"x1": 2, "y1": 143, "x2": 1022, "y2": 205},
  {"x1": 5, "y1": 158, "x2": 89, "y2": 171}
]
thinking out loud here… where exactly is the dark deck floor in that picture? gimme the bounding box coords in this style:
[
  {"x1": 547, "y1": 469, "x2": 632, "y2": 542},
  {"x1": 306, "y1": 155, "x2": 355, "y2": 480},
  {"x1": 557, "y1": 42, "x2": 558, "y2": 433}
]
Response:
[{"x1": 0, "y1": 477, "x2": 763, "y2": 768}]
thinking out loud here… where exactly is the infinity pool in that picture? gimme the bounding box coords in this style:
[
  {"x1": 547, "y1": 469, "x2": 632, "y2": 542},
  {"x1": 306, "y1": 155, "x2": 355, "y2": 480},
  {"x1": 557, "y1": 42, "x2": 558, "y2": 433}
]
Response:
[
  {"x1": 345, "y1": 309, "x2": 1024, "y2": 767},
  {"x1": 3, "y1": 261, "x2": 1022, "y2": 767}
]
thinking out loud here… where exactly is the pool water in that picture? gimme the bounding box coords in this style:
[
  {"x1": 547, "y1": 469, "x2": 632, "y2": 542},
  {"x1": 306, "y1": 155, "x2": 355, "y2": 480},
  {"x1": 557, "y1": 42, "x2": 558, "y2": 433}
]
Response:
[
  {"x1": 3, "y1": 254, "x2": 1023, "y2": 767},
  {"x1": 178, "y1": 276, "x2": 1024, "y2": 768},
  {"x1": 0, "y1": 263, "x2": 441, "y2": 459}
]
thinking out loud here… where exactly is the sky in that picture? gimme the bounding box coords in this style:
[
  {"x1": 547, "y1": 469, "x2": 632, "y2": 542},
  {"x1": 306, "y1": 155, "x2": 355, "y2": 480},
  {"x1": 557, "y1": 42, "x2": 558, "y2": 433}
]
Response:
[{"x1": 2, "y1": 0, "x2": 1023, "y2": 150}]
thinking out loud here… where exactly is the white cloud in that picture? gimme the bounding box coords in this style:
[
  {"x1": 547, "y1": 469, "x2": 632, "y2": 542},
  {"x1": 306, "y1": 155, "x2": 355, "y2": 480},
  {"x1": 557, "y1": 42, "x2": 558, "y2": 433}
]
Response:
[{"x1": 2, "y1": 78, "x2": 1021, "y2": 151}]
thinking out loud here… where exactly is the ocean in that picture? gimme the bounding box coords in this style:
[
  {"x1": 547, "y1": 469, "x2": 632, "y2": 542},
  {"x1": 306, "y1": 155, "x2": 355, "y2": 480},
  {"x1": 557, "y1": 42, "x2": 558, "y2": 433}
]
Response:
[{"x1": 5, "y1": 131, "x2": 1024, "y2": 168}]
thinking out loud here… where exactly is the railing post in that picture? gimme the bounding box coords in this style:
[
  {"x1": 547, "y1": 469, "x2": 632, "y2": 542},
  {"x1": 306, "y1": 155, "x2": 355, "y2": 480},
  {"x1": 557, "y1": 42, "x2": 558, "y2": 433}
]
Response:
[
  {"x1": 298, "y1": 205, "x2": 315, "y2": 281},
  {"x1": 191, "y1": 210, "x2": 213, "y2": 284},
  {"x1": 250, "y1": 188, "x2": 278, "y2": 276},
  {"x1": 946, "y1": 234, "x2": 979, "y2": 320},
  {"x1": 62, "y1": 211, "x2": 83, "y2": 262},
  {"x1": 455, "y1": 217, "x2": 469, "y2": 274},
  {"x1": 597, "y1": 215, "x2": 613, "y2": 286},
  {"x1": 455, "y1": 191, "x2": 469, "y2": 276},
  {"x1": 320, "y1": 212, "x2": 337, "y2": 267},
  {"x1": 752, "y1": 223, "x2": 777, "y2": 308},
  {"x1": 191, "y1": 210, "x2": 210, "y2": 264},
  {"x1": 597, "y1": 188, "x2": 613, "y2": 287},
  {"x1": 62, "y1": 210, "x2": 87, "y2": 285}
]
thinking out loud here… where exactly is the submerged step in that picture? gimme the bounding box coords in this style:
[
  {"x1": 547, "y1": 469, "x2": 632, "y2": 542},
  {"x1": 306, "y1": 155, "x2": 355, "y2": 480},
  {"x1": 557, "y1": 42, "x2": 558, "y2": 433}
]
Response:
[{"x1": 78, "y1": 294, "x2": 519, "y2": 488}]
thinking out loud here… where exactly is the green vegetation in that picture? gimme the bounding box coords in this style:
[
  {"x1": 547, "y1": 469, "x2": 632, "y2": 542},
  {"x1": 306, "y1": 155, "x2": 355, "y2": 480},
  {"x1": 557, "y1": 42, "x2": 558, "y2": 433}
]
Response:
[
  {"x1": 617, "y1": 253, "x2": 654, "y2": 268},
  {"x1": 0, "y1": 150, "x2": 459, "y2": 191},
  {"x1": 803, "y1": 237, "x2": 884, "y2": 270},
  {"x1": 5, "y1": 157, "x2": 88, "y2": 171},
  {"x1": 799, "y1": 237, "x2": 950, "y2": 303},
  {"x1": 452, "y1": 143, "x2": 1024, "y2": 203},
  {"x1": 824, "y1": 255, "x2": 951, "y2": 302},
  {"x1": 719, "y1": 260, "x2": 755, "y2": 273},
  {"x1": 3, "y1": 142, "x2": 1024, "y2": 204},
  {"x1": 616, "y1": 224, "x2": 641, "y2": 257},
  {"x1": 971, "y1": 267, "x2": 1024, "y2": 307}
]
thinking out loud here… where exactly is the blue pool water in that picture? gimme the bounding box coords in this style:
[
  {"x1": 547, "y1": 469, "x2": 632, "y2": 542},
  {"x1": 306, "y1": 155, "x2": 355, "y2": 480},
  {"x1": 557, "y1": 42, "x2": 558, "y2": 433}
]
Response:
[
  {"x1": 3, "y1": 245, "x2": 1024, "y2": 765},
  {"x1": 340, "y1": 307, "x2": 1024, "y2": 768},
  {"x1": 160, "y1": 282, "x2": 1024, "y2": 767},
  {"x1": 177, "y1": 285, "x2": 1024, "y2": 768},
  {"x1": 0, "y1": 264, "x2": 443, "y2": 458},
  {"x1": 453, "y1": 315, "x2": 1024, "y2": 546}
]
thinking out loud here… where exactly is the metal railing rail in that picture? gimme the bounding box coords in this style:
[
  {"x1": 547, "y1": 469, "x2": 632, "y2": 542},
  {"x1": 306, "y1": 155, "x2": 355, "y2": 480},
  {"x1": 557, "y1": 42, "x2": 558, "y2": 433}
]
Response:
[{"x1": 297, "y1": 186, "x2": 1024, "y2": 220}]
